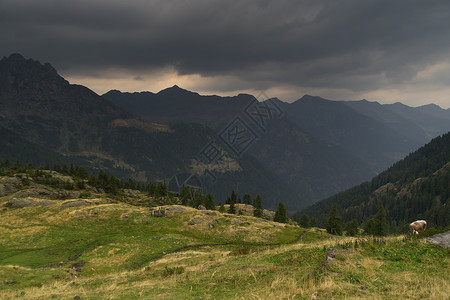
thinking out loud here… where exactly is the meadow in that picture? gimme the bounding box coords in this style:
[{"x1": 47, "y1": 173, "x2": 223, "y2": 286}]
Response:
[{"x1": 1, "y1": 198, "x2": 449, "y2": 299}]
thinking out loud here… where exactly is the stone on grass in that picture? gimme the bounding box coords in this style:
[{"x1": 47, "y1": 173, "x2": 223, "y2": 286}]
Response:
[{"x1": 60, "y1": 200, "x2": 92, "y2": 209}]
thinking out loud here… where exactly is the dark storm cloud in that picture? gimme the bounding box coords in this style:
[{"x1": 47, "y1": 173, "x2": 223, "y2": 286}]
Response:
[{"x1": 2, "y1": 0, "x2": 450, "y2": 97}]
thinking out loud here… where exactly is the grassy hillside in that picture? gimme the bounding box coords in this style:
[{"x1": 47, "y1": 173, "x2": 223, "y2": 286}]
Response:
[{"x1": 1, "y1": 170, "x2": 449, "y2": 299}]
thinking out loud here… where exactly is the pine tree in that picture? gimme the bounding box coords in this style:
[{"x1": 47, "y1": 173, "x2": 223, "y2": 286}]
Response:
[
  {"x1": 344, "y1": 219, "x2": 359, "y2": 236},
  {"x1": 146, "y1": 182, "x2": 157, "y2": 196},
  {"x1": 192, "y1": 189, "x2": 204, "y2": 208},
  {"x1": 156, "y1": 181, "x2": 168, "y2": 197},
  {"x1": 243, "y1": 194, "x2": 252, "y2": 205},
  {"x1": 300, "y1": 214, "x2": 310, "y2": 228},
  {"x1": 180, "y1": 185, "x2": 191, "y2": 206},
  {"x1": 253, "y1": 195, "x2": 263, "y2": 218},
  {"x1": 274, "y1": 202, "x2": 287, "y2": 223},
  {"x1": 204, "y1": 193, "x2": 216, "y2": 210},
  {"x1": 373, "y1": 205, "x2": 388, "y2": 236},
  {"x1": 124, "y1": 178, "x2": 136, "y2": 190},
  {"x1": 106, "y1": 175, "x2": 121, "y2": 195},
  {"x1": 219, "y1": 204, "x2": 225, "y2": 213},
  {"x1": 326, "y1": 204, "x2": 342, "y2": 235},
  {"x1": 77, "y1": 167, "x2": 89, "y2": 179},
  {"x1": 363, "y1": 219, "x2": 375, "y2": 235},
  {"x1": 231, "y1": 190, "x2": 239, "y2": 204},
  {"x1": 228, "y1": 201, "x2": 236, "y2": 214}
]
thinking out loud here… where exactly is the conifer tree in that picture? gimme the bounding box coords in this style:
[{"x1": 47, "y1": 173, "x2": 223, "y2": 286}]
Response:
[
  {"x1": 274, "y1": 202, "x2": 287, "y2": 223},
  {"x1": 300, "y1": 214, "x2": 310, "y2": 228},
  {"x1": 106, "y1": 175, "x2": 121, "y2": 194},
  {"x1": 253, "y1": 195, "x2": 263, "y2": 217},
  {"x1": 156, "y1": 181, "x2": 168, "y2": 197},
  {"x1": 373, "y1": 205, "x2": 388, "y2": 236},
  {"x1": 344, "y1": 219, "x2": 359, "y2": 236},
  {"x1": 124, "y1": 178, "x2": 136, "y2": 190},
  {"x1": 231, "y1": 190, "x2": 239, "y2": 204},
  {"x1": 180, "y1": 185, "x2": 191, "y2": 206},
  {"x1": 192, "y1": 189, "x2": 204, "y2": 208},
  {"x1": 326, "y1": 204, "x2": 342, "y2": 235},
  {"x1": 146, "y1": 182, "x2": 157, "y2": 196},
  {"x1": 243, "y1": 194, "x2": 252, "y2": 205},
  {"x1": 363, "y1": 219, "x2": 375, "y2": 235},
  {"x1": 228, "y1": 200, "x2": 236, "y2": 214},
  {"x1": 204, "y1": 193, "x2": 216, "y2": 210}
]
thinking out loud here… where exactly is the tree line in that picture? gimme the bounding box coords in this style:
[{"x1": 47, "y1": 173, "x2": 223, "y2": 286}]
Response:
[{"x1": 0, "y1": 159, "x2": 292, "y2": 223}]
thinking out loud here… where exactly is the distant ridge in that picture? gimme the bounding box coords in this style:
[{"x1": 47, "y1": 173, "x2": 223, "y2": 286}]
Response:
[{"x1": 104, "y1": 87, "x2": 450, "y2": 207}]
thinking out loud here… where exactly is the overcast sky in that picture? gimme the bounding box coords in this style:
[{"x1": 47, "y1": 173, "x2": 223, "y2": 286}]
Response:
[{"x1": 1, "y1": 0, "x2": 450, "y2": 108}]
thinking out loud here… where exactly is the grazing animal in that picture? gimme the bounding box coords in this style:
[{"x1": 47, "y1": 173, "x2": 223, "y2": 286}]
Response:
[{"x1": 409, "y1": 220, "x2": 427, "y2": 235}]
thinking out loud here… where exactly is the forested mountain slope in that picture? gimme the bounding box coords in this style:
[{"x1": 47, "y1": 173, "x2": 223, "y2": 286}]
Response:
[{"x1": 300, "y1": 132, "x2": 450, "y2": 230}]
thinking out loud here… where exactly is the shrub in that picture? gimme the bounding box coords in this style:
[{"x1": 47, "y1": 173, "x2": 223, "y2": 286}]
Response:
[{"x1": 161, "y1": 266, "x2": 185, "y2": 277}]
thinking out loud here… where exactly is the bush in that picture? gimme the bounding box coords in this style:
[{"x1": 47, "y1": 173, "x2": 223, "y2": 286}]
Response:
[
  {"x1": 161, "y1": 266, "x2": 185, "y2": 277},
  {"x1": 20, "y1": 177, "x2": 31, "y2": 186},
  {"x1": 79, "y1": 192, "x2": 91, "y2": 199},
  {"x1": 230, "y1": 248, "x2": 251, "y2": 256}
]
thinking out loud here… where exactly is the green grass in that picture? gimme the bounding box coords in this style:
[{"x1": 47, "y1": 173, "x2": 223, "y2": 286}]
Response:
[{"x1": 0, "y1": 200, "x2": 449, "y2": 299}]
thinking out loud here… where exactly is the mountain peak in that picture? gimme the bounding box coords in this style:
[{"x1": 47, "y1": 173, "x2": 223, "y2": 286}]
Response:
[
  {"x1": 1, "y1": 53, "x2": 55, "y2": 71},
  {"x1": 418, "y1": 103, "x2": 442, "y2": 110},
  {"x1": 263, "y1": 97, "x2": 284, "y2": 105},
  {"x1": 157, "y1": 85, "x2": 199, "y2": 97},
  {"x1": 0, "y1": 53, "x2": 65, "y2": 91},
  {"x1": 297, "y1": 94, "x2": 328, "y2": 103},
  {"x1": 4, "y1": 53, "x2": 26, "y2": 61}
]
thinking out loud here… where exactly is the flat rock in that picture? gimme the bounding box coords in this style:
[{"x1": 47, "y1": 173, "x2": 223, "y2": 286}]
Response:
[
  {"x1": 6, "y1": 198, "x2": 38, "y2": 208},
  {"x1": 60, "y1": 200, "x2": 92, "y2": 209},
  {"x1": 232, "y1": 219, "x2": 250, "y2": 226},
  {"x1": 5, "y1": 197, "x2": 55, "y2": 208},
  {"x1": 234, "y1": 227, "x2": 250, "y2": 232},
  {"x1": 202, "y1": 211, "x2": 217, "y2": 216},
  {"x1": 426, "y1": 231, "x2": 450, "y2": 249},
  {"x1": 2, "y1": 187, "x2": 57, "y2": 201},
  {"x1": 188, "y1": 217, "x2": 205, "y2": 225},
  {"x1": 165, "y1": 206, "x2": 186, "y2": 214}
]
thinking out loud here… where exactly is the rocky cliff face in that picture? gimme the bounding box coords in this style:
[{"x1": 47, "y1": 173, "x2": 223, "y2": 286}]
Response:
[{"x1": 0, "y1": 53, "x2": 129, "y2": 152}]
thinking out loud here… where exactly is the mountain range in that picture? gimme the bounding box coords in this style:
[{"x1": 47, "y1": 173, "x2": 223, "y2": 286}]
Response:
[
  {"x1": 104, "y1": 85, "x2": 450, "y2": 206},
  {"x1": 1, "y1": 53, "x2": 450, "y2": 211},
  {"x1": 0, "y1": 54, "x2": 299, "y2": 209}
]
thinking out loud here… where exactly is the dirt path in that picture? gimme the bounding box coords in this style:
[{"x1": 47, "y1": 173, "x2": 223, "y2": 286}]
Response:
[
  {"x1": 297, "y1": 231, "x2": 307, "y2": 242},
  {"x1": 426, "y1": 230, "x2": 450, "y2": 249}
]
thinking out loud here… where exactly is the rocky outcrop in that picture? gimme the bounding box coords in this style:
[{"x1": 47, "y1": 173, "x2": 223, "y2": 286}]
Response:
[{"x1": 60, "y1": 200, "x2": 92, "y2": 209}]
